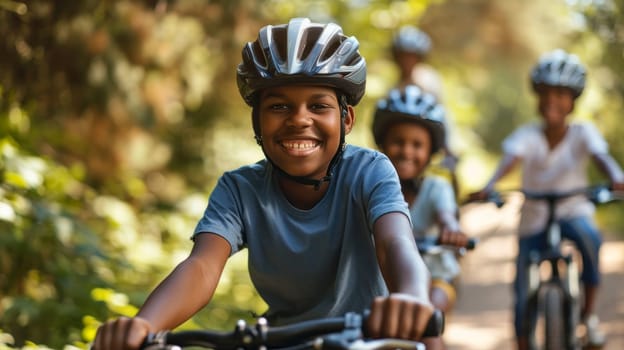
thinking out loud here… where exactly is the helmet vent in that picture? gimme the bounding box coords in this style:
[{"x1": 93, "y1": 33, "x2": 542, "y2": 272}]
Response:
[
  {"x1": 250, "y1": 42, "x2": 266, "y2": 68},
  {"x1": 322, "y1": 35, "x2": 342, "y2": 62},
  {"x1": 273, "y1": 27, "x2": 288, "y2": 65},
  {"x1": 300, "y1": 27, "x2": 323, "y2": 61}
]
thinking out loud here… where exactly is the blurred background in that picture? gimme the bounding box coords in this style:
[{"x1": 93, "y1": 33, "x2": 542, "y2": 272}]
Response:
[{"x1": 1, "y1": 0, "x2": 623, "y2": 348}]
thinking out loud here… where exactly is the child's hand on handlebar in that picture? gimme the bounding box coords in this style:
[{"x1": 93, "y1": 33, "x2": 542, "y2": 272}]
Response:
[
  {"x1": 365, "y1": 293, "x2": 435, "y2": 340},
  {"x1": 467, "y1": 189, "x2": 490, "y2": 202},
  {"x1": 611, "y1": 182, "x2": 624, "y2": 191},
  {"x1": 93, "y1": 316, "x2": 152, "y2": 350},
  {"x1": 438, "y1": 230, "x2": 470, "y2": 248}
]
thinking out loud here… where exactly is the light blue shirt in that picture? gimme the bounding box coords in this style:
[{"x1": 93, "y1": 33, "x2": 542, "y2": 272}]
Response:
[
  {"x1": 409, "y1": 176, "x2": 459, "y2": 281},
  {"x1": 409, "y1": 176, "x2": 457, "y2": 239},
  {"x1": 193, "y1": 145, "x2": 410, "y2": 325}
]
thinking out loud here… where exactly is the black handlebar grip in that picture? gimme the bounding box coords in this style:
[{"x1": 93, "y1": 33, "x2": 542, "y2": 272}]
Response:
[
  {"x1": 430, "y1": 237, "x2": 478, "y2": 251},
  {"x1": 423, "y1": 309, "x2": 445, "y2": 337}
]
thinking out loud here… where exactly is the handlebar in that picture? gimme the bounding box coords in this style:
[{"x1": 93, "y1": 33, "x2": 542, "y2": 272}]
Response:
[
  {"x1": 522, "y1": 185, "x2": 624, "y2": 205},
  {"x1": 140, "y1": 310, "x2": 444, "y2": 350},
  {"x1": 416, "y1": 237, "x2": 478, "y2": 255},
  {"x1": 462, "y1": 192, "x2": 505, "y2": 208},
  {"x1": 465, "y1": 184, "x2": 624, "y2": 208}
]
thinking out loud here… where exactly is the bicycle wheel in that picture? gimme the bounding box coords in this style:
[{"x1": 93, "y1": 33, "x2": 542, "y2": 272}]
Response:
[{"x1": 543, "y1": 285, "x2": 565, "y2": 350}]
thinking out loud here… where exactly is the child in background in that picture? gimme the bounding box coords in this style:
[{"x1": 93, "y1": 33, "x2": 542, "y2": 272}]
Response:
[
  {"x1": 372, "y1": 84, "x2": 471, "y2": 350},
  {"x1": 470, "y1": 49, "x2": 624, "y2": 350},
  {"x1": 93, "y1": 18, "x2": 438, "y2": 350},
  {"x1": 391, "y1": 26, "x2": 442, "y2": 100},
  {"x1": 391, "y1": 25, "x2": 459, "y2": 196}
]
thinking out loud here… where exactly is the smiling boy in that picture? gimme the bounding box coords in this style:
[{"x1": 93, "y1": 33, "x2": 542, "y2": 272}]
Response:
[{"x1": 93, "y1": 18, "x2": 436, "y2": 350}]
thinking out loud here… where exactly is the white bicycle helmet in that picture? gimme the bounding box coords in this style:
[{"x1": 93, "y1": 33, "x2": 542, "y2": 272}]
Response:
[
  {"x1": 531, "y1": 49, "x2": 586, "y2": 98},
  {"x1": 372, "y1": 85, "x2": 445, "y2": 155},
  {"x1": 392, "y1": 25, "x2": 431, "y2": 56},
  {"x1": 237, "y1": 17, "x2": 366, "y2": 107}
]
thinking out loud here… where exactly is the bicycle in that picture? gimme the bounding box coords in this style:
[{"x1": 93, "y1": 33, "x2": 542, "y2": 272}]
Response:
[
  {"x1": 415, "y1": 236, "x2": 478, "y2": 292},
  {"x1": 139, "y1": 310, "x2": 444, "y2": 350},
  {"x1": 478, "y1": 185, "x2": 622, "y2": 350}
]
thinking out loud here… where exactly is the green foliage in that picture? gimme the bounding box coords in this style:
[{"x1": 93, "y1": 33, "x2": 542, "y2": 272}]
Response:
[
  {"x1": 572, "y1": 0, "x2": 624, "y2": 164},
  {"x1": 0, "y1": 138, "x2": 116, "y2": 348}
]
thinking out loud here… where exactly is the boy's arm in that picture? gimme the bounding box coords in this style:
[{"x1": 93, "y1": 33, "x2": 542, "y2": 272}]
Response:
[
  {"x1": 137, "y1": 233, "x2": 230, "y2": 329},
  {"x1": 592, "y1": 153, "x2": 624, "y2": 190},
  {"x1": 436, "y1": 210, "x2": 469, "y2": 247},
  {"x1": 483, "y1": 153, "x2": 520, "y2": 191},
  {"x1": 366, "y1": 212, "x2": 434, "y2": 340},
  {"x1": 433, "y1": 180, "x2": 468, "y2": 246},
  {"x1": 94, "y1": 233, "x2": 231, "y2": 350},
  {"x1": 468, "y1": 153, "x2": 520, "y2": 201},
  {"x1": 373, "y1": 212, "x2": 430, "y2": 295}
]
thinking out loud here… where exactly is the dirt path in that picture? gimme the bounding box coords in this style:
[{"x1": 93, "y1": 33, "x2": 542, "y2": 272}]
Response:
[{"x1": 444, "y1": 194, "x2": 624, "y2": 350}]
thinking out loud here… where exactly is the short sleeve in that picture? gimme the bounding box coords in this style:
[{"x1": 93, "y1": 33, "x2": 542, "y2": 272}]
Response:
[
  {"x1": 501, "y1": 125, "x2": 535, "y2": 157},
  {"x1": 579, "y1": 121, "x2": 608, "y2": 155},
  {"x1": 361, "y1": 154, "x2": 411, "y2": 229},
  {"x1": 192, "y1": 174, "x2": 245, "y2": 254}
]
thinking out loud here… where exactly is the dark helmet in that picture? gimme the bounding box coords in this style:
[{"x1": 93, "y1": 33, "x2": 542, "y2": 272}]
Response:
[
  {"x1": 372, "y1": 85, "x2": 445, "y2": 155},
  {"x1": 530, "y1": 49, "x2": 586, "y2": 98},
  {"x1": 392, "y1": 25, "x2": 431, "y2": 56},
  {"x1": 236, "y1": 17, "x2": 366, "y2": 107}
]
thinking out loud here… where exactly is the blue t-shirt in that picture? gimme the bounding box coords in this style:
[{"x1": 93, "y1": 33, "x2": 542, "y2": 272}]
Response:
[{"x1": 193, "y1": 145, "x2": 410, "y2": 325}]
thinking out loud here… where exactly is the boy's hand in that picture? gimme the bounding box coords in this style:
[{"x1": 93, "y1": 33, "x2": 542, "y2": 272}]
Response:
[
  {"x1": 611, "y1": 182, "x2": 624, "y2": 191},
  {"x1": 438, "y1": 230, "x2": 469, "y2": 248},
  {"x1": 93, "y1": 317, "x2": 152, "y2": 350},
  {"x1": 365, "y1": 293, "x2": 435, "y2": 340},
  {"x1": 467, "y1": 189, "x2": 490, "y2": 202}
]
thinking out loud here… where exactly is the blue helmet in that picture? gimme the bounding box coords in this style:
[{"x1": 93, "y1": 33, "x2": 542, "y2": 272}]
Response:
[
  {"x1": 372, "y1": 85, "x2": 445, "y2": 155},
  {"x1": 531, "y1": 49, "x2": 586, "y2": 98}
]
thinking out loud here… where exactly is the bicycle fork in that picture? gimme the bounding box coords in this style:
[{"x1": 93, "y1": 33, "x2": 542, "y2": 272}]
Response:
[{"x1": 525, "y1": 251, "x2": 582, "y2": 350}]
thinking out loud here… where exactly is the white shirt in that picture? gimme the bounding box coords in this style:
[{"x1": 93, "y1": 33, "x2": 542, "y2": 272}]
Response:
[{"x1": 502, "y1": 121, "x2": 608, "y2": 236}]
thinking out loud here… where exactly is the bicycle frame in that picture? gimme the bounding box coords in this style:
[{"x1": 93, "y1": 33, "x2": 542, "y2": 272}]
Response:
[
  {"x1": 467, "y1": 185, "x2": 621, "y2": 350},
  {"x1": 523, "y1": 191, "x2": 582, "y2": 350}
]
